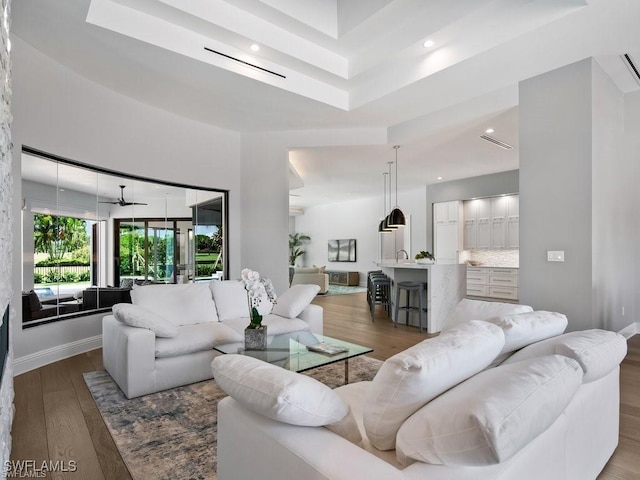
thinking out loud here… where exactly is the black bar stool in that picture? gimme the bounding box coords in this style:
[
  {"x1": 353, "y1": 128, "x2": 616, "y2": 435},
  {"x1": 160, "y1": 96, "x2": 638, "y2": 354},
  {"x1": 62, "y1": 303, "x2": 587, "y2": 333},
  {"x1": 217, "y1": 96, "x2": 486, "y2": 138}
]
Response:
[
  {"x1": 394, "y1": 281, "x2": 427, "y2": 332},
  {"x1": 369, "y1": 274, "x2": 391, "y2": 321}
]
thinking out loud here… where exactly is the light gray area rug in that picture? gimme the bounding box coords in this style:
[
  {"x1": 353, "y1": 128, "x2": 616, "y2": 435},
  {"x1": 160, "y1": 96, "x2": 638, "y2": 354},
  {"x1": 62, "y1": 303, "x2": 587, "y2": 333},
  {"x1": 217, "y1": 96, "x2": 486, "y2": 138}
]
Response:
[
  {"x1": 324, "y1": 284, "x2": 367, "y2": 296},
  {"x1": 84, "y1": 355, "x2": 382, "y2": 480}
]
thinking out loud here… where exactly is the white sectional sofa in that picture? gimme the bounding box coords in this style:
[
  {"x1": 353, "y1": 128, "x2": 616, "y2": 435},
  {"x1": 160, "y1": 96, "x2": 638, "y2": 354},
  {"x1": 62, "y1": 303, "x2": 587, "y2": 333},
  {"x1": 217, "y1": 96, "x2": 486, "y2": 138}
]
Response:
[
  {"x1": 215, "y1": 299, "x2": 627, "y2": 480},
  {"x1": 102, "y1": 281, "x2": 322, "y2": 398}
]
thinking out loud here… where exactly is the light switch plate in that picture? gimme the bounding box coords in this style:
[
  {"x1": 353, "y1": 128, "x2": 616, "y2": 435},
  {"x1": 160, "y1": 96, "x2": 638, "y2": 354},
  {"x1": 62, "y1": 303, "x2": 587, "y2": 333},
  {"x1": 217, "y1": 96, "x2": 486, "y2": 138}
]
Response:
[{"x1": 547, "y1": 251, "x2": 565, "y2": 262}]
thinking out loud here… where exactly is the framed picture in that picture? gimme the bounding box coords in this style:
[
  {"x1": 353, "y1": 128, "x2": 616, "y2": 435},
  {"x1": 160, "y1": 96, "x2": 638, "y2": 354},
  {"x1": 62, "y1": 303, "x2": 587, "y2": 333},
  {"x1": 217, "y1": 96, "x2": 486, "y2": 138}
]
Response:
[{"x1": 328, "y1": 239, "x2": 356, "y2": 262}]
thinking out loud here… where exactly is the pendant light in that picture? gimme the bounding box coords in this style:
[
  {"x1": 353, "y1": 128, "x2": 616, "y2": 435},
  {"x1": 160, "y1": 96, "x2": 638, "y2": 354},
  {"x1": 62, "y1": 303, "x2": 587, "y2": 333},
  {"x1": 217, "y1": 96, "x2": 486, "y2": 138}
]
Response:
[
  {"x1": 384, "y1": 161, "x2": 397, "y2": 230},
  {"x1": 387, "y1": 145, "x2": 406, "y2": 227},
  {"x1": 379, "y1": 172, "x2": 393, "y2": 233}
]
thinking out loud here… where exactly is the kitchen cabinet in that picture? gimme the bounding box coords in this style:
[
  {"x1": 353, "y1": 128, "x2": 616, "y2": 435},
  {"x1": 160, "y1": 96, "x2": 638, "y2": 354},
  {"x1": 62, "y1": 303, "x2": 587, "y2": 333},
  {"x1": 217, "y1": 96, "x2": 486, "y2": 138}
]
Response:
[
  {"x1": 467, "y1": 267, "x2": 519, "y2": 300},
  {"x1": 434, "y1": 200, "x2": 462, "y2": 264},
  {"x1": 462, "y1": 195, "x2": 518, "y2": 250}
]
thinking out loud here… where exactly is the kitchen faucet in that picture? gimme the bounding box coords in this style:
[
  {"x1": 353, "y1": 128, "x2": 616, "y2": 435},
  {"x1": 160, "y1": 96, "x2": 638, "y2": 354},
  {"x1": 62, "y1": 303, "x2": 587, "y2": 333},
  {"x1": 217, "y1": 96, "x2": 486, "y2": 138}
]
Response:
[{"x1": 396, "y1": 249, "x2": 409, "y2": 261}]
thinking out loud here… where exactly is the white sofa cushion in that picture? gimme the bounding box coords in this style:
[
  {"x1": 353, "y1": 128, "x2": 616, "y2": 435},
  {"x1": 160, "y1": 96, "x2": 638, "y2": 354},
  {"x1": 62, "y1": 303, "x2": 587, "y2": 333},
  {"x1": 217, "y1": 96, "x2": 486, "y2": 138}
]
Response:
[
  {"x1": 483, "y1": 310, "x2": 568, "y2": 354},
  {"x1": 272, "y1": 284, "x2": 320, "y2": 319},
  {"x1": 396, "y1": 355, "x2": 583, "y2": 467},
  {"x1": 210, "y1": 280, "x2": 250, "y2": 321},
  {"x1": 363, "y1": 320, "x2": 505, "y2": 450},
  {"x1": 211, "y1": 354, "x2": 347, "y2": 426},
  {"x1": 155, "y1": 322, "x2": 243, "y2": 358},
  {"x1": 502, "y1": 329, "x2": 628, "y2": 383},
  {"x1": 443, "y1": 298, "x2": 533, "y2": 330},
  {"x1": 130, "y1": 283, "x2": 218, "y2": 325},
  {"x1": 112, "y1": 303, "x2": 178, "y2": 338},
  {"x1": 222, "y1": 314, "x2": 312, "y2": 337}
]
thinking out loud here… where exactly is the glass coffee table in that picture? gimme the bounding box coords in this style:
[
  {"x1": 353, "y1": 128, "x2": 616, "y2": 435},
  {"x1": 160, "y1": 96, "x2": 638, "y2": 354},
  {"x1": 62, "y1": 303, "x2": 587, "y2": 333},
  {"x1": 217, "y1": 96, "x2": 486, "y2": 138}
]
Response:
[{"x1": 214, "y1": 331, "x2": 373, "y2": 384}]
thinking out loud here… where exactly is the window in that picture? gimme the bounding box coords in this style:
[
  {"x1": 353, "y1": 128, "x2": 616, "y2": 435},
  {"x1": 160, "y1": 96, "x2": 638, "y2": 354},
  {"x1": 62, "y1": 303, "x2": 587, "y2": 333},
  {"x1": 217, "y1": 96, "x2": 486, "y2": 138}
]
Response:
[{"x1": 21, "y1": 147, "x2": 229, "y2": 327}]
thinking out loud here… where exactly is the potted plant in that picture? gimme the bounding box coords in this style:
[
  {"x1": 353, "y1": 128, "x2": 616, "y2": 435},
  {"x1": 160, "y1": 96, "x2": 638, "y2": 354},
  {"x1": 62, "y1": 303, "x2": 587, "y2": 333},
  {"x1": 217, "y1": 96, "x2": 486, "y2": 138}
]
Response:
[
  {"x1": 415, "y1": 250, "x2": 435, "y2": 264},
  {"x1": 241, "y1": 268, "x2": 277, "y2": 350},
  {"x1": 289, "y1": 233, "x2": 311, "y2": 266}
]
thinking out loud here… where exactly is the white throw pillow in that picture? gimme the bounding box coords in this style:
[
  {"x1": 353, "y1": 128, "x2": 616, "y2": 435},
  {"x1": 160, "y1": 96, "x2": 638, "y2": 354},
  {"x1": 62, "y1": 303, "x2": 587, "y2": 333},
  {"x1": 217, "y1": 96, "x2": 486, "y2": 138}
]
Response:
[
  {"x1": 483, "y1": 310, "x2": 568, "y2": 354},
  {"x1": 210, "y1": 280, "x2": 251, "y2": 321},
  {"x1": 211, "y1": 354, "x2": 348, "y2": 426},
  {"x1": 112, "y1": 303, "x2": 178, "y2": 338},
  {"x1": 502, "y1": 329, "x2": 627, "y2": 383},
  {"x1": 363, "y1": 320, "x2": 505, "y2": 450},
  {"x1": 271, "y1": 284, "x2": 320, "y2": 318},
  {"x1": 130, "y1": 283, "x2": 218, "y2": 326},
  {"x1": 443, "y1": 298, "x2": 533, "y2": 330},
  {"x1": 396, "y1": 355, "x2": 583, "y2": 467}
]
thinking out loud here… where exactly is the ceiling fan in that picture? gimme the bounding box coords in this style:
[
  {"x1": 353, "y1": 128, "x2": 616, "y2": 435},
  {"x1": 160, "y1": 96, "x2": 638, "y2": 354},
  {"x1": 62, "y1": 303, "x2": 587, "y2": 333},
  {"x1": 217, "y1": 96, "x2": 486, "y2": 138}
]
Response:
[{"x1": 99, "y1": 185, "x2": 148, "y2": 206}]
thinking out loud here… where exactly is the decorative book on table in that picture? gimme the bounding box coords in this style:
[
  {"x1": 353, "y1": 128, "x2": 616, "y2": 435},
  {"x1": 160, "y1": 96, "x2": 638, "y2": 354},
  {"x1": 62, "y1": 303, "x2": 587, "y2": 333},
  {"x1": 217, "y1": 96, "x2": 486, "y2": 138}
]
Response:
[{"x1": 306, "y1": 342, "x2": 349, "y2": 355}]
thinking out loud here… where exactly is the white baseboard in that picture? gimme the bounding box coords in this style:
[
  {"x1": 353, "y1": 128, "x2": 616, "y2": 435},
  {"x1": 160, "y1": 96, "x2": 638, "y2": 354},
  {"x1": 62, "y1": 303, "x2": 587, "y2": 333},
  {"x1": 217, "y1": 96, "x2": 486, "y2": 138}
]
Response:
[
  {"x1": 13, "y1": 335, "x2": 102, "y2": 376},
  {"x1": 618, "y1": 322, "x2": 640, "y2": 339}
]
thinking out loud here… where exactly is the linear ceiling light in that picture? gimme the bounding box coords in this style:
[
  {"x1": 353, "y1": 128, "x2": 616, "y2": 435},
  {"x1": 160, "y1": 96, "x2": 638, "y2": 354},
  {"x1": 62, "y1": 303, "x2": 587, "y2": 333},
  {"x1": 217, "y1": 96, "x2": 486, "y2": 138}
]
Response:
[
  {"x1": 480, "y1": 134, "x2": 513, "y2": 150},
  {"x1": 204, "y1": 47, "x2": 286, "y2": 79}
]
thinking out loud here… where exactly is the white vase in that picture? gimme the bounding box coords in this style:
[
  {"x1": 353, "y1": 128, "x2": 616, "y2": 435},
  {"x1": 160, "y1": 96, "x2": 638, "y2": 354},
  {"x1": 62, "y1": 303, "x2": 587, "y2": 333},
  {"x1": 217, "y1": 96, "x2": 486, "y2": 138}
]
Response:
[{"x1": 415, "y1": 258, "x2": 433, "y2": 265}]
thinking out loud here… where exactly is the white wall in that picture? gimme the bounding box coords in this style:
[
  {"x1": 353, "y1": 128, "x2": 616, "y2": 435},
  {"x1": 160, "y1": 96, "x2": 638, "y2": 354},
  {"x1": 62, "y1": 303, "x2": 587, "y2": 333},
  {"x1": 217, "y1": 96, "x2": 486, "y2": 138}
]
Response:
[
  {"x1": 519, "y1": 58, "x2": 640, "y2": 332},
  {"x1": 11, "y1": 37, "x2": 242, "y2": 367},
  {"x1": 293, "y1": 187, "x2": 427, "y2": 285},
  {"x1": 591, "y1": 61, "x2": 633, "y2": 332},
  {"x1": 519, "y1": 59, "x2": 594, "y2": 330}
]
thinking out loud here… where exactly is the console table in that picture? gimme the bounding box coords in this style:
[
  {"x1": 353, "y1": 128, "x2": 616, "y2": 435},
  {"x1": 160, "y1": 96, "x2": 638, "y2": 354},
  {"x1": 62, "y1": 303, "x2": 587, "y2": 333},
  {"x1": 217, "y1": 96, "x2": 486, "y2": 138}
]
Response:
[{"x1": 326, "y1": 270, "x2": 359, "y2": 286}]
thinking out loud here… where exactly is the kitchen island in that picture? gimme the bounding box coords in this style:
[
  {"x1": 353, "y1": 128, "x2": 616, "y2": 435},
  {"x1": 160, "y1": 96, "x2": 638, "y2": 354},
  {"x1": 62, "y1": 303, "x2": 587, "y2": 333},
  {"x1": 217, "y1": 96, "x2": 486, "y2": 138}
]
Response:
[{"x1": 377, "y1": 261, "x2": 466, "y2": 333}]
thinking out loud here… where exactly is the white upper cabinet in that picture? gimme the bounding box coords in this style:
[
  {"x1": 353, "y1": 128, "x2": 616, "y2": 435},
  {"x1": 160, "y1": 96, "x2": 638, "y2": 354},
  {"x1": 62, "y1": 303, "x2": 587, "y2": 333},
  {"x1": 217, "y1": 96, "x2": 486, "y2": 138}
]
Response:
[
  {"x1": 462, "y1": 195, "x2": 519, "y2": 250},
  {"x1": 506, "y1": 195, "x2": 519, "y2": 249},
  {"x1": 463, "y1": 201, "x2": 476, "y2": 250},
  {"x1": 434, "y1": 200, "x2": 462, "y2": 264}
]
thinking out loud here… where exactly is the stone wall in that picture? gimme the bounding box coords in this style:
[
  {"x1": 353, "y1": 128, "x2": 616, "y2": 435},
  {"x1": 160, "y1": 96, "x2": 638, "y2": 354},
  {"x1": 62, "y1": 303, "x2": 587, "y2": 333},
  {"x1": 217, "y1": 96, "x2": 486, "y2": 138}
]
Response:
[{"x1": 0, "y1": 0, "x2": 13, "y2": 474}]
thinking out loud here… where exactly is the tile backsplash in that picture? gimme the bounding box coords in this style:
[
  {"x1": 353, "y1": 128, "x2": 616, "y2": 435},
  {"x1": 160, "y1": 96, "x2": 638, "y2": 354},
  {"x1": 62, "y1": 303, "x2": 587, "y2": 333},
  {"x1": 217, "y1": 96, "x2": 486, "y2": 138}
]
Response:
[{"x1": 459, "y1": 249, "x2": 519, "y2": 268}]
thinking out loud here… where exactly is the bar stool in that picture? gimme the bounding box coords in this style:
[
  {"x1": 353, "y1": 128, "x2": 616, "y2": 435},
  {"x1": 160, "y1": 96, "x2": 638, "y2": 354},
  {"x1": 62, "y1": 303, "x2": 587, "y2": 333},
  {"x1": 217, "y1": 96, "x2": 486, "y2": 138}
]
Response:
[
  {"x1": 394, "y1": 281, "x2": 427, "y2": 332},
  {"x1": 366, "y1": 270, "x2": 384, "y2": 304},
  {"x1": 369, "y1": 274, "x2": 391, "y2": 321}
]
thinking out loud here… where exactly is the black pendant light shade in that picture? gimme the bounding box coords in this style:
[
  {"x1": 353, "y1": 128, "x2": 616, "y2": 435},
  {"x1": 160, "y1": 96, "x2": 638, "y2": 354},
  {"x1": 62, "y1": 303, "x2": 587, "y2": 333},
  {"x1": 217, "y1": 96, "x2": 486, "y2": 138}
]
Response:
[
  {"x1": 388, "y1": 207, "x2": 406, "y2": 227},
  {"x1": 387, "y1": 145, "x2": 406, "y2": 227}
]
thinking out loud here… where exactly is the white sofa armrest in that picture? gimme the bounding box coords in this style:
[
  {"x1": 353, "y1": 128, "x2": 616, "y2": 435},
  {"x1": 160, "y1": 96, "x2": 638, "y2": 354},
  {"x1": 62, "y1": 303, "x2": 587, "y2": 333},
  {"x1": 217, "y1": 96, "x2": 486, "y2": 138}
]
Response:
[
  {"x1": 102, "y1": 314, "x2": 157, "y2": 398},
  {"x1": 217, "y1": 396, "x2": 403, "y2": 480},
  {"x1": 298, "y1": 304, "x2": 323, "y2": 335}
]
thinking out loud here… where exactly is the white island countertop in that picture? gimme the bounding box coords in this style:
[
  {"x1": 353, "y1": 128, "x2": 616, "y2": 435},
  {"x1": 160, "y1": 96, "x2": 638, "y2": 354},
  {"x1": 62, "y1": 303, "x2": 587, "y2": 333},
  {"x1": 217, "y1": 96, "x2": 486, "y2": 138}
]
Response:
[
  {"x1": 375, "y1": 261, "x2": 466, "y2": 333},
  {"x1": 376, "y1": 261, "x2": 433, "y2": 269}
]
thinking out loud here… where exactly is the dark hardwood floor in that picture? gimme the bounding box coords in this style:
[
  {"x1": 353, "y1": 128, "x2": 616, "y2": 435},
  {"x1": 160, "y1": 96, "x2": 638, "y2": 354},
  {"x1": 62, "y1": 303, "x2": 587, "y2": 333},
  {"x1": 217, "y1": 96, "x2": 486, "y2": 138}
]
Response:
[{"x1": 9, "y1": 292, "x2": 640, "y2": 479}]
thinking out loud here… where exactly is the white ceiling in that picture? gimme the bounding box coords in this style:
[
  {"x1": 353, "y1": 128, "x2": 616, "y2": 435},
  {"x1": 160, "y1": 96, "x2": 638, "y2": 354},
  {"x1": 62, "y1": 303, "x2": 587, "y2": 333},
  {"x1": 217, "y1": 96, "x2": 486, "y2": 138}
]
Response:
[{"x1": 12, "y1": 0, "x2": 640, "y2": 210}]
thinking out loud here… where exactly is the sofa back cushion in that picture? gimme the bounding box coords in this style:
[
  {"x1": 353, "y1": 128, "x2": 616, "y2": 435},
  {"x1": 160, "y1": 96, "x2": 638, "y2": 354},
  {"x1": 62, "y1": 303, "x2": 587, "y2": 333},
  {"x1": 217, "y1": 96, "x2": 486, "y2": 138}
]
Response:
[
  {"x1": 210, "y1": 280, "x2": 250, "y2": 320},
  {"x1": 212, "y1": 354, "x2": 348, "y2": 426},
  {"x1": 112, "y1": 303, "x2": 178, "y2": 337},
  {"x1": 396, "y1": 355, "x2": 583, "y2": 466},
  {"x1": 443, "y1": 298, "x2": 533, "y2": 331},
  {"x1": 363, "y1": 320, "x2": 505, "y2": 450},
  {"x1": 501, "y1": 329, "x2": 627, "y2": 383},
  {"x1": 271, "y1": 284, "x2": 320, "y2": 319},
  {"x1": 483, "y1": 310, "x2": 568, "y2": 354},
  {"x1": 130, "y1": 283, "x2": 218, "y2": 326}
]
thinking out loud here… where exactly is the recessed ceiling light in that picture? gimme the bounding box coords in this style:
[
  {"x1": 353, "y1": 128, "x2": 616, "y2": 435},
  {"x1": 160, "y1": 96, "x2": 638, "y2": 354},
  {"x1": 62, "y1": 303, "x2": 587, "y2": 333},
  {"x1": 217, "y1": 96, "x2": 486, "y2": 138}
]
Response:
[
  {"x1": 423, "y1": 40, "x2": 435, "y2": 48},
  {"x1": 437, "y1": 176, "x2": 443, "y2": 180},
  {"x1": 250, "y1": 44, "x2": 260, "y2": 52},
  {"x1": 485, "y1": 128, "x2": 494, "y2": 134}
]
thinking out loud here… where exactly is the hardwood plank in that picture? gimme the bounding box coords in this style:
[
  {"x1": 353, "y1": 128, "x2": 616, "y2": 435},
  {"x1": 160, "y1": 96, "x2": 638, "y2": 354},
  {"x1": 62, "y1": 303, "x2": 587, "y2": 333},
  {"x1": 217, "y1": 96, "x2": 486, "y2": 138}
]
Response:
[
  {"x1": 602, "y1": 436, "x2": 640, "y2": 477},
  {"x1": 85, "y1": 349, "x2": 104, "y2": 372},
  {"x1": 10, "y1": 370, "x2": 50, "y2": 474},
  {"x1": 67, "y1": 354, "x2": 132, "y2": 480},
  {"x1": 42, "y1": 359, "x2": 105, "y2": 479}
]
